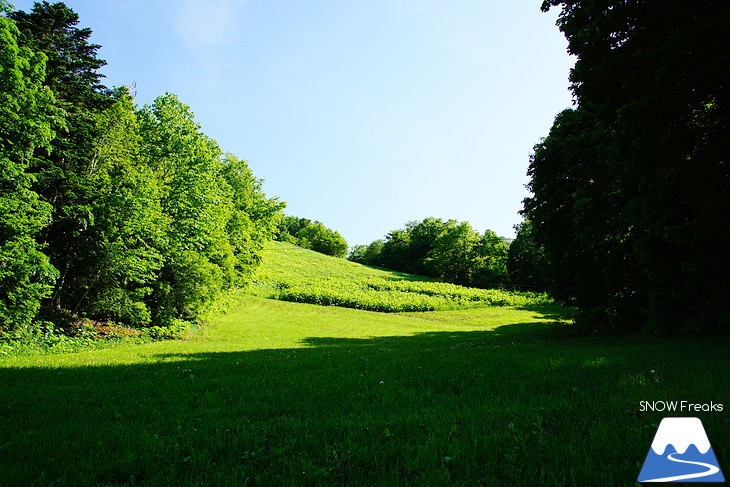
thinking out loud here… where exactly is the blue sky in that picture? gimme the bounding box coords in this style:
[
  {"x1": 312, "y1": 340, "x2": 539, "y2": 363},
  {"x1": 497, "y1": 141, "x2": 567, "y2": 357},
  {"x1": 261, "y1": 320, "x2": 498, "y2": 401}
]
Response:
[{"x1": 12, "y1": 0, "x2": 575, "y2": 247}]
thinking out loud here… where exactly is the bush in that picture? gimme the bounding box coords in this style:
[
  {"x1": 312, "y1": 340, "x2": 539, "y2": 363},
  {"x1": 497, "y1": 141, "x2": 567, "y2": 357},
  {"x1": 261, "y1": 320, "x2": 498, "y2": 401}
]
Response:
[{"x1": 272, "y1": 277, "x2": 551, "y2": 313}]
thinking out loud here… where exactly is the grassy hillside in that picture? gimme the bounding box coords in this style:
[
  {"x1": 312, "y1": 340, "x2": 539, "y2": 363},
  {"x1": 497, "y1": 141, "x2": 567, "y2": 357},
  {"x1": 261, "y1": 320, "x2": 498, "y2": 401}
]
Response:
[
  {"x1": 254, "y1": 241, "x2": 552, "y2": 312},
  {"x1": 254, "y1": 240, "x2": 427, "y2": 284},
  {"x1": 1, "y1": 242, "x2": 728, "y2": 485}
]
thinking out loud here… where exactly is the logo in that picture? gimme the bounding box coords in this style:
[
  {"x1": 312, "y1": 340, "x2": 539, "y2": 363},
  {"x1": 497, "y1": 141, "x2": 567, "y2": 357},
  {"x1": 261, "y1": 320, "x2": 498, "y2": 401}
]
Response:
[{"x1": 638, "y1": 417, "x2": 725, "y2": 483}]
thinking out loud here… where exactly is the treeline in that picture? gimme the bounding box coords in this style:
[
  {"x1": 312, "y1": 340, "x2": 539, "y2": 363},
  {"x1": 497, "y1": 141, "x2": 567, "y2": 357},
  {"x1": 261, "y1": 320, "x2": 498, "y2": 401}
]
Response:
[
  {"x1": 349, "y1": 217, "x2": 529, "y2": 287},
  {"x1": 0, "y1": 2, "x2": 284, "y2": 331},
  {"x1": 274, "y1": 216, "x2": 348, "y2": 258},
  {"x1": 524, "y1": 1, "x2": 729, "y2": 334}
]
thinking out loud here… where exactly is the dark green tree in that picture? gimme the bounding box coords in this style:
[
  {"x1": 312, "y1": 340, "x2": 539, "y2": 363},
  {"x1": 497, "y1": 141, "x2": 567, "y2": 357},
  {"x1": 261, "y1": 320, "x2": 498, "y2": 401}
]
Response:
[
  {"x1": 348, "y1": 240, "x2": 385, "y2": 266},
  {"x1": 506, "y1": 220, "x2": 548, "y2": 289},
  {"x1": 378, "y1": 228, "x2": 412, "y2": 273},
  {"x1": 9, "y1": 1, "x2": 114, "y2": 316},
  {"x1": 471, "y1": 229, "x2": 510, "y2": 285},
  {"x1": 8, "y1": 1, "x2": 108, "y2": 107},
  {"x1": 354, "y1": 217, "x2": 509, "y2": 285},
  {"x1": 427, "y1": 220, "x2": 481, "y2": 283},
  {"x1": 406, "y1": 217, "x2": 449, "y2": 275},
  {"x1": 525, "y1": 0, "x2": 730, "y2": 333}
]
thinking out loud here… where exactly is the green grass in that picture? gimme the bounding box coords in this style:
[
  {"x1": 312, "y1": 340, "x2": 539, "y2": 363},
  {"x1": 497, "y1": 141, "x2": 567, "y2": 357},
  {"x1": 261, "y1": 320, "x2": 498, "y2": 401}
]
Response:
[
  {"x1": 252, "y1": 241, "x2": 426, "y2": 285},
  {"x1": 256, "y1": 242, "x2": 551, "y2": 312},
  {"x1": 1, "y1": 242, "x2": 728, "y2": 486}
]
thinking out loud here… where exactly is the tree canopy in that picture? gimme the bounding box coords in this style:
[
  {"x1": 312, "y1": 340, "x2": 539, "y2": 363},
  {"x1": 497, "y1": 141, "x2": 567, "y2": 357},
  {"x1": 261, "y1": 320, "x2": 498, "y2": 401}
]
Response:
[
  {"x1": 275, "y1": 216, "x2": 348, "y2": 258},
  {"x1": 524, "y1": 0, "x2": 730, "y2": 334},
  {"x1": 0, "y1": 3, "x2": 284, "y2": 331},
  {"x1": 350, "y1": 218, "x2": 511, "y2": 287}
]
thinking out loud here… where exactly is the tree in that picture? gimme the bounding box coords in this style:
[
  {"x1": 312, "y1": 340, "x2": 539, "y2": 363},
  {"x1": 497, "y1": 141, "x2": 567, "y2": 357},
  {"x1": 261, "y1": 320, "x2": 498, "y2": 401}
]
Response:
[
  {"x1": 8, "y1": 1, "x2": 108, "y2": 107},
  {"x1": 525, "y1": 0, "x2": 730, "y2": 334},
  {"x1": 379, "y1": 228, "x2": 412, "y2": 273},
  {"x1": 69, "y1": 88, "x2": 168, "y2": 326},
  {"x1": 353, "y1": 217, "x2": 510, "y2": 285},
  {"x1": 348, "y1": 240, "x2": 385, "y2": 266},
  {"x1": 506, "y1": 220, "x2": 548, "y2": 289},
  {"x1": 428, "y1": 220, "x2": 480, "y2": 283},
  {"x1": 275, "y1": 216, "x2": 347, "y2": 258},
  {"x1": 9, "y1": 1, "x2": 115, "y2": 316},
  {"x1": 297, "y1": 222, "x2": 348, "y2": 258},
  {"x1": 138, "y1": 93, "x2": 234, "y2": 323},
  {"x1": 222, "y1": 153, "x2": 285, "y2": 283},
  {"x1": 274, "y1": 216, "x2": 312, "y2": 244},
  {"x1": 0, "y1": 14, "x2": 60, "y2": 328},
  {"x1": 471, "y1": 229, "x2": 510, "y2": 285}
]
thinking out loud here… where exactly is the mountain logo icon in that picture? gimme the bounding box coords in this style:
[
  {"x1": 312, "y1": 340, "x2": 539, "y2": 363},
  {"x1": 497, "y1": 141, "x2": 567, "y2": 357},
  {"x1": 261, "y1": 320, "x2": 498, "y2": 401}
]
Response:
[{"x1": 638, "y1": 417, "x2": 725, "y2": 483}]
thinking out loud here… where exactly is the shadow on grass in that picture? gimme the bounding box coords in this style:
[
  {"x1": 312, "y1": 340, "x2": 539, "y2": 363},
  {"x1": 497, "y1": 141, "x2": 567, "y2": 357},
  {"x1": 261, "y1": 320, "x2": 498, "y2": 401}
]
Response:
[
  {"x1": 1, "y1": 321, "x2": 728, "y2": 486},
  {"x1": 517, "y1": 304, "x2": 576, "y2": 323},
  {"x1": 300, "y1": 320, "x2": 576, "y2": 349}
]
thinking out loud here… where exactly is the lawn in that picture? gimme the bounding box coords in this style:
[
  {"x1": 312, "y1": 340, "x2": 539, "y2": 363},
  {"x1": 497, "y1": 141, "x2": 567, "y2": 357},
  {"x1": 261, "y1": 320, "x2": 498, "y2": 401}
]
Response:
[{"x1": 0, "y1": 242, "x2": 727, "y2": 486}]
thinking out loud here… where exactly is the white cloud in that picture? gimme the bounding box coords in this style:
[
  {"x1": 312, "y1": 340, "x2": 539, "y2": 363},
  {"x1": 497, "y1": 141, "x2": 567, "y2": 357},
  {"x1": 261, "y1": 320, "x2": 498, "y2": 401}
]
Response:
[{"x1": 171, "y1": 0, "x2": 248, "y2": 49}]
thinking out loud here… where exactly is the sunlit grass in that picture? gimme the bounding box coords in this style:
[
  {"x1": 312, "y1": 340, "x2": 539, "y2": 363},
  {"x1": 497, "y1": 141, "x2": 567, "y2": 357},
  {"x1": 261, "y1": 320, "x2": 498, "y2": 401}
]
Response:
[{"x1": 1, "y1": 242, "x2": 728, "y2": 485}]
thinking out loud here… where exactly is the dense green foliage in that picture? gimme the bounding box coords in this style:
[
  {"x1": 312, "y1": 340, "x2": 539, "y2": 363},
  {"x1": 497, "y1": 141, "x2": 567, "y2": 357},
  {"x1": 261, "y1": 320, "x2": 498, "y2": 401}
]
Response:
[
  {"x1": 349, "y1": 217, "x2": 510, "y2": 286},
  {"x1": 275, "y1": 215, "x2": 348, "y2": 257},
  {"x1": 274, "y1": 278, "x2": 550, "y2": 312},
  {"x1": 506, "y1": 220, "x2": 548, "y2": 290},
  {"x1": 0, "y1": 12, "x2": 60, "y2": 328},
  {"x1": 0, "y1": 3, "x2": 283, "y2": 331},
  {"x1": 524, "y1": 0, "x2": 730, "y2": 334}
]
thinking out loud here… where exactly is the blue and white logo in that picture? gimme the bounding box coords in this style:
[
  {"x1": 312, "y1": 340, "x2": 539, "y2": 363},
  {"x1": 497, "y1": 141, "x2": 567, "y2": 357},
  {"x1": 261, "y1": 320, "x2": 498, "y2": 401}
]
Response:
[{"x1": 638, "y1": 417, "x2": 725, "y2": 483}]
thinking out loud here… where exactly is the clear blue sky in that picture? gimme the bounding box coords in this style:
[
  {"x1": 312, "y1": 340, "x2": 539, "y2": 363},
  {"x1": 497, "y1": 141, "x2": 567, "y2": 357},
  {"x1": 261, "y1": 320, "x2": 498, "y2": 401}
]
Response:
[{"x1": 12, "y1": 0, "x2": 575, "y2": 247}]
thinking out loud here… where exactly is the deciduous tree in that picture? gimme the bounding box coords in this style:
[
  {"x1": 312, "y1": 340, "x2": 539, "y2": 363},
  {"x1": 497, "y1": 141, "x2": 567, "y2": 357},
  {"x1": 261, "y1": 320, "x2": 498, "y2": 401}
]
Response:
[{"x1": 0, "y1": 13, "x2": 60, "y2": 328}]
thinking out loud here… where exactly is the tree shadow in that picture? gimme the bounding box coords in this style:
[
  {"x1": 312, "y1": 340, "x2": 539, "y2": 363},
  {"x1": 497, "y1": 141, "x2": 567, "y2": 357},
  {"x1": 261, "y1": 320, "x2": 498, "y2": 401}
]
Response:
[
  {"x1": 300, "y1": 320, "x2": 575, "y2": 349},
  {"x1": 1, "y1": 321, "x2": 728, "y2": 486}
]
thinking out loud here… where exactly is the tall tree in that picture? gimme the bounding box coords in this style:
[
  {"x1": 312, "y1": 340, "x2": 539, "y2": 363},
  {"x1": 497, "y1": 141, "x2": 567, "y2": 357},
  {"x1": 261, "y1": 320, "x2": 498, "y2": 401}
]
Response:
[
  {"x1": 8, "y1": 1, "x2": 108, "y2": 106},
  {"x1": 525, "y1": 0, "x2": 730, "y2": 333},
  {"x1": 138, "y1": 93, "x2": 235, "y2": 323},
  {"x1": 69, "y1": 88, "x2": 168, "y2": 326},
  {"x1": 9, "y1": 1, "x2": 114, "y2": 315},
  {"x1": 0, "y1": 13, "x2": 61, "y2": 328}
]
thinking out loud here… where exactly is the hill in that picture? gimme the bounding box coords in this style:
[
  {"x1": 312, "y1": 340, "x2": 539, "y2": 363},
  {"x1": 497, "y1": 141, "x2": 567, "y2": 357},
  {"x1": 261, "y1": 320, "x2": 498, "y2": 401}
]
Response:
[
  {"x1": 254, "y1": 240, "x2": 422, "y2": 284},
  {"x1": 253, "y1": 241, "x2": 551, "y2": 312},
  {"x1": 1, "y1": 241, "x2": 729, "y2": 485}
]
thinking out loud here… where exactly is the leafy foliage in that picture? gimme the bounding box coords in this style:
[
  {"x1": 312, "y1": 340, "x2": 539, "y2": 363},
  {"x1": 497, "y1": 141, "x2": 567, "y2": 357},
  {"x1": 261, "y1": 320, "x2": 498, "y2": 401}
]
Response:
[
  {"x1": 0, "y1": 15, "x2": 60, "y2": 328},
  {"x1": 0, "y1": 4, "x2": 284, "y2": 332},
  {"x1": 349, "y1": 217, "x2": 511, "y2": 286},
  {"x1": 506, "y1": 220, "x2": 548, "y2": 290},
  {"x1": 274, "y1": 277, "x2": 549, "y2": 312},
  {"x1": 525, "y1": 0, "x2": 730, "y2": 334},
  {"x1": 275, "y1": 215, "x2": 348, "y2": 257}
]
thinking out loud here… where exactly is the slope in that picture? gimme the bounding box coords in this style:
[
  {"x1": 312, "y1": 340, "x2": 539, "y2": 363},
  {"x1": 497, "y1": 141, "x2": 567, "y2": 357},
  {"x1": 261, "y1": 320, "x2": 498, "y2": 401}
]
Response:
[
  {"x1": 1, "y1": 243, "x2": 729, "y2": 485},
  {"x1": 253, "y1": 241, "x2": 552, "y2": 311}
]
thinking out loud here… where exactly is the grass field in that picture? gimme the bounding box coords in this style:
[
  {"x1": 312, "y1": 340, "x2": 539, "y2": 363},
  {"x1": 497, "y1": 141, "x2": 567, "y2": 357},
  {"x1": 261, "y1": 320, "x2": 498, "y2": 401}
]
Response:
[{"x1": 1, "y1": 242, "x2": 728, "y2": 485}]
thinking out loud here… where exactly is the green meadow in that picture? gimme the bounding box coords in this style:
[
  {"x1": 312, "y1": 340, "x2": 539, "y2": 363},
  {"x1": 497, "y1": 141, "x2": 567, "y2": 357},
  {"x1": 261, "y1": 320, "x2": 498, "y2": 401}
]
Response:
[{"x1": 1, "y1": 242, "x2": 728, "y2": 486}]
